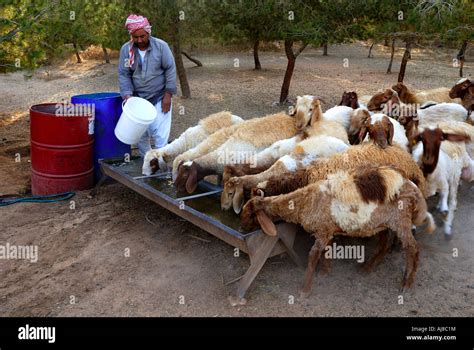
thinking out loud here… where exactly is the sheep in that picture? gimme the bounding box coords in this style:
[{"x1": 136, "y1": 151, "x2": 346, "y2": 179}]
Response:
[
  {"x1": 174, "y1": 112, "x2": 297, "y2": 193},
  {"x1": 411, "y1": 127, "x2": 472, "y2": 237},
  {"x1": 171, "y1": 122, "x2": 244, "y2": 180},
  {"x1": 449, "y1": 78, "x2": 474, "y2": 119},
  {"x1": 369, "y1": 89, "x2": 469, "y2": 124},
  {"x1": 338, "y1": 91, "x2": 359, "y2": 109},
  {"x1": 392, "y1": 82, "x2": 462, "y2": 105},
  {"x1": 349, "y1": 112, "x2": 409, "y2": 151},
  {"x1": 366, "y1": 89, "x2": 402, "y2": 113},
  {"x1": 240, "y1": 165, "x2": 435, "y2": 296},
  {"x1": 255, "y1": 141, "x2": 426, "y2": 200},
  {"x1": 294, "y1": 95, "x2": 354, "y2": 131},
  {"x1": 221, "y1": 135, "x2": 349, "y2": 213},
  {"x1": 416, "y1": 103, "x2": 469, "y2": 125},
  {"x1": 338, "y1": 91, "x2": 374, "y2": 112},
  {"x1": 142, "y1": 111, "x2": 243, "y2": 175}
]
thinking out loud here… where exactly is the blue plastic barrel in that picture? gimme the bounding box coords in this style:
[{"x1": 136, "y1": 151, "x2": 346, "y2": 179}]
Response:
[{"x1": 71, "y1": 92, "x2": 131, "y2": 182}]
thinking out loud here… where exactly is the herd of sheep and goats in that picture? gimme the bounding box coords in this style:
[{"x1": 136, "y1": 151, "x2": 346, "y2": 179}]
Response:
[{"x1": 141, "y1": 78, "x2": 473, "y2": 296}]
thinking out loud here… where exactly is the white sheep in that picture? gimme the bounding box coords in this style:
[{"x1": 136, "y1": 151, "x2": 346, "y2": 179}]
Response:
[
  {"x1": 417, "y1": 103, "x2": 468, "y2": 125},
  {"x1": 142, "y1": 111, "x2": 243, "y2": 175},
  {"x1": 411, "y1": 127, "x2": 472, "y2": 237},
  {"x1": 294, "y1": 95, "x2": 354, "y2": 131}
]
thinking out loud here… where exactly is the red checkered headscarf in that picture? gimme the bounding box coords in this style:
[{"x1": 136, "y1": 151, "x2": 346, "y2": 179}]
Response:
[{"x1": 124, "y1": 14, "x2": 152, "y2": 67}]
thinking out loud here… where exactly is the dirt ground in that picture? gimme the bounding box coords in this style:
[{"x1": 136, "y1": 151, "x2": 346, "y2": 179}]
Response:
[{"x1": 0, "y1": 42, "x2": 473, "y2": 316}]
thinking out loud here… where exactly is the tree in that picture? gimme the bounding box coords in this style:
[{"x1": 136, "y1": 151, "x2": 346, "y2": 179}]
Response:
[
  {"x1": 0, "y1": 0, "x2": 59, "y2": 71},
  {"x1": 206, "y1": 0, "x2": 283, "y2": 70}
]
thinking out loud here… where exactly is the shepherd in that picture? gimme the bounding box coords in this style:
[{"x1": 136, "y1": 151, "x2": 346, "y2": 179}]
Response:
[{"x1": 118, "y1": 14, "x2": 177, "y2": 156}]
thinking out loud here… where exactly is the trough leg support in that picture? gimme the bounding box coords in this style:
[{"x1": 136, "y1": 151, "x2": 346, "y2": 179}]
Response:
[
  {"x1": 88, "y1": 174, "x2": 110, "y2": 198},
  {"x1": 229, "y1": 224, "x2": 302, "y2": 305},
  {"x1": 234, "y1": 234, "x2": 279, "y2": 301}
]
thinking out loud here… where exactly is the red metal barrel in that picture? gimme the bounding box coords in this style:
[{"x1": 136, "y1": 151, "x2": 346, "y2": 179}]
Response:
[{"x1": 30, "y1": 103, "x2": 94, "y2": 195}]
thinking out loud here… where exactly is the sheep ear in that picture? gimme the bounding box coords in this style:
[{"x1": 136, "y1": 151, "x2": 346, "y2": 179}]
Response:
[
  {"x1": 185, "y1": 165, "x2": 198, "y2": 194},
  {"x1": 358, "y1": 126, "x2": 368, "y2": 144},
  {"x1": 442, "y1": 132, "x2": 470, "y2": 143},
  {"x1": 233, "y1": 183, "x2": 244, "y2": 214},
  {"x1": 309, "y1": 101, "x2": 321, "y2": 125},
  {"x1": 387, "y1": 119, "x2": 394, "y2": 145},
  {"x1": 256, "y1": 211, "x2": 277, "y2": 236},
  {"x1": 149, "y1": 158, "x2": 159, "y2": 174}
]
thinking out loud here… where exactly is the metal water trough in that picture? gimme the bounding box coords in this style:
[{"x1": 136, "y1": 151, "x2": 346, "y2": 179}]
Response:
[{"x1": 92, "y1": 157, "x2": 303, "y2": 304}]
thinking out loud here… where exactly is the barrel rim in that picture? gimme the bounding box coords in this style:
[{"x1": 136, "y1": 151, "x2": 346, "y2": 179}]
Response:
[
  {"x1": 71, "y1": 92, "x2": 121, "y2": 100},
  {"x1": 30, "y1": 103, "x2": 93, "y2": 117}
]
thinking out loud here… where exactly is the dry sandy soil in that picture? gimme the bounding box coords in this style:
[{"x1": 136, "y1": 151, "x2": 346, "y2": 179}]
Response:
[{"x1": 0, "y1": 42, "x2": 473, "y2": 316}]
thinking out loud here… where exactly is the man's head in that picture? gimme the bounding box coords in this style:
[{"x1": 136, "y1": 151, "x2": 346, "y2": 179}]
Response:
[
  {"x1": 131, "y1": 28, "x2": 149, "y2": 49},
  {"x1": 125, "y1": 14, "x2": 152, "y2": 50}
]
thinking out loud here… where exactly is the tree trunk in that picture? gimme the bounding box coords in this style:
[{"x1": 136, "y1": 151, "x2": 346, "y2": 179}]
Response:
[
  {"x1": 279, "y1": 40, "x2": 307, "y2": 104},
  {"x1": 368, "y1": 42, "x2": 375, "y2": 58},
  {"x1": 102, "y1": 45, "x2": 110, "y2": 64},
  {"x1": 181, "y1": 50, "x2": 202, "y2": 67},
  {"x1": 72, "y1": 42, "x2": 82, "y2": 63},
  {"x1": 387, "y1": 38, "x2": 395, "y2": 74},
  {"x1": 397, "y1": 41, "x2": 412, "y2": 83},
  {"x1": 170, "y1": 20, "x2": 190, "y2": 98},
  {"x1": 253, "y1": 39, "x2": 261, "y2": 70},
  {"x1": 323, "y1": 42, "x2": 328, "y2": 56},
  {"x1": 457, "y1": 40, "x2": 468, "y2": 78}
]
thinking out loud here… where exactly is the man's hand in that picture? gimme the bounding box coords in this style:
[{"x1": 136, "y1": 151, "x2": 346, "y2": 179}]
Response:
[
  {"x1": 161, "y1": 93, "x2": 172, "y2": 113},
  {"x1": 123, "y1": 95, "x2": 131, "y2": 103}
]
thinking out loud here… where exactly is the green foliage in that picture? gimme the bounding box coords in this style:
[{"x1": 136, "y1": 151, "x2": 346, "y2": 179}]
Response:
[{"x1": 0, "y1": 0, "x2": 472, "y2": 72}]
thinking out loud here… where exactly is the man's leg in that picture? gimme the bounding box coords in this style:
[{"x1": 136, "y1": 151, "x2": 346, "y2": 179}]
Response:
[
  {"x1": 137, "y1": 129, "x2": 151, "y2": 157},
  {"x1": 150, "y1": 99, "x2": 172, "y2": 149}
]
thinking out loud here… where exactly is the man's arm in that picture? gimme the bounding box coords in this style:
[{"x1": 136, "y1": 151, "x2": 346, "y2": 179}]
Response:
[
  {"x1": 161, "y1": 42, "x2": 177, "y2": 97},
  {"x1": 118, "y1": 44, "x2": 134, "y2": 100},
  {"x1": 161, "y1": 42, "x2": 177, "y2": 113}
]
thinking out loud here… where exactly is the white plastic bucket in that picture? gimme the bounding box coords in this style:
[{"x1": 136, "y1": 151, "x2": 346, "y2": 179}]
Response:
[{"x1": 114, "y1": 97, "x2": 157, "y2": 145}]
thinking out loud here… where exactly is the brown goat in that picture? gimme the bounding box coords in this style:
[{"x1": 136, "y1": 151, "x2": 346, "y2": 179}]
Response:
[
  {"x1": 449, "y1": 78, "x2": 473, "y2": 118},
  {"x1": 392, "y1": 82, "x2": 455, "y2": 105},
  {"x1": 338, "y1": 91, "x2": 359, "y2": 109},
  {"x1": 367, "y1": 89, "x2": 400, "y2": 112},
  {"x1": 413, "y1": 128, "x2": 471, "y2": 177},
  {"x1": 359, "y1": 115, "x2": 394, "y2": 149}
]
